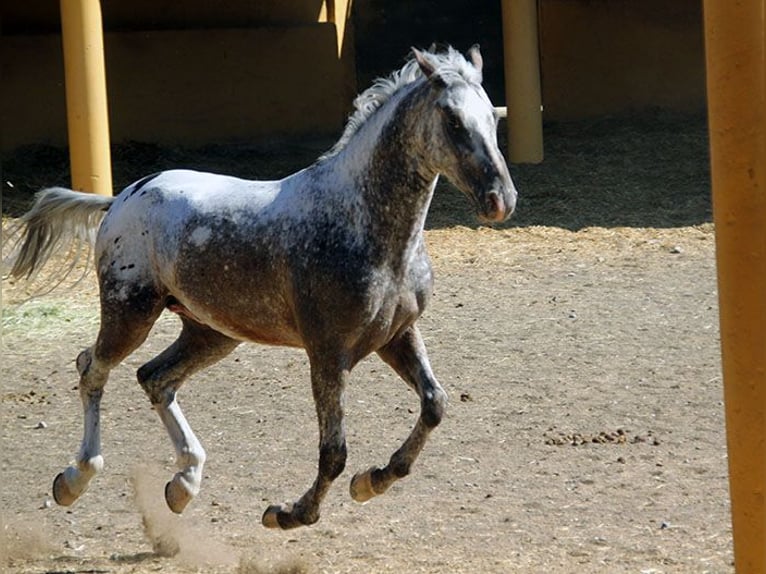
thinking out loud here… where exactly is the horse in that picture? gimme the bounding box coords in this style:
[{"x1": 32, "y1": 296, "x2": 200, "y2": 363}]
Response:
[{"x1": 7, "y1": 45, "x2": 516, "y2": 529}]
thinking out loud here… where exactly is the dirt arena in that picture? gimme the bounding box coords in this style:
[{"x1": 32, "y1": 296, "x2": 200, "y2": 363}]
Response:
[{"x1": 1, "y1": 112, "x2": 732, "y2": 573}]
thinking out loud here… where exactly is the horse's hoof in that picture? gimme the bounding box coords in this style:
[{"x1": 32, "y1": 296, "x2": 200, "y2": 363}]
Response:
[
  {"x1": 164, "y1": 477, "x2": 192, "y2": 514},
  {"x1": 261, "y1": 504, "x2": 282, "y2": 529},
  {"x1": 350, "y1": 467, "x2": 382, "y2": 503},
  {"x1": 262, "y1": 502, "x2": 316, "y2": 529},
  {"x1": 52, "y1": 472, "x2": 78, "y2": 506},
  {"x1": 262, "y1": 503, "x2": 292, "y2": 529}
]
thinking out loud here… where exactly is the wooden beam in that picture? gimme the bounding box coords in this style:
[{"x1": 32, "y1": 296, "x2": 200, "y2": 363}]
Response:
[
  {"x1": 704, "y1": 0, "x2": 766, "y2": 571},
  {"x1": 60, "y1": 0, "x2": 113, "y2": 195},
  {"x1": 500, "y1": 0, "x2": 544, "y2": 164}
]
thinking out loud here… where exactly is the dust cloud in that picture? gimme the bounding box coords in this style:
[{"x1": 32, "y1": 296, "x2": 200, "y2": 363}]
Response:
[
  {"x1": 131, "y1": 465, "x2": 239, "y2": 568},
  {"x1": 130, "y1": 465, "x2": 307, "y2": 574},
  {"x1": 0, "y1": 514, "x2": 55, "y2": 567}
]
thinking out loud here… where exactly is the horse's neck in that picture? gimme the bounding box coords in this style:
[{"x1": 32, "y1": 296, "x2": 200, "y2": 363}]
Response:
[{"x1": 327, "y1": 94, "x2": 437, "y2": 251}]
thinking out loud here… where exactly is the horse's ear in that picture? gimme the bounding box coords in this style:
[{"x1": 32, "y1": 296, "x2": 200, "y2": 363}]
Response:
[
  {"x1": 412, "y1": 47, "x2": 436, "y2": 78},
  {"x1": 467, "y1": 44, "x2": 483, "y2": 73}
]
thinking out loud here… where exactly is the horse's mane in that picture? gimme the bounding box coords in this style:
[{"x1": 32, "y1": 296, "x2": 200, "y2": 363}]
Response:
[{"x1": 320, "y1": 46, "x2": 482, "y2": 160}]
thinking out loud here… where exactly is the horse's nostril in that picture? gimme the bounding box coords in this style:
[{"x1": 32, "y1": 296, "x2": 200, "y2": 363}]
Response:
[{"x1": 487, "y1": 192, "x2": 505, "y2": 221}]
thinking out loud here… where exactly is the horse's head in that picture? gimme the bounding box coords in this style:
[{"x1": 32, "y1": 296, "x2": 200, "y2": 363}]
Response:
[{"x1": 414, "y1": 46, "x2": 517, "y2": 223}]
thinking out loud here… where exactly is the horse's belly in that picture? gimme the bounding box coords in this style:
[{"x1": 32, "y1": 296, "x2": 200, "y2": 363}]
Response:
[
  {"x1": 211, "y1": 320, "x2": 303, "y2": 347},
  {"x1": 178, "y1": 300, "x2": 303, "y2": 347},
  {"x1": 168, "y1": 273, "x2": 302, "y2": 347}
]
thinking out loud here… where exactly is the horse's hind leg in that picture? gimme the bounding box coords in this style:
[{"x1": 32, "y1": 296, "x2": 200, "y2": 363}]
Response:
[
  {"x1": 136, "y1": 317, "x2": 239, "y2": 514},
  {"x1": 350, "y1": 324, "x2": 447, "y2": 502},
  {"x1": 54, "y1": 292, "x2": 163, "y2": 506}
]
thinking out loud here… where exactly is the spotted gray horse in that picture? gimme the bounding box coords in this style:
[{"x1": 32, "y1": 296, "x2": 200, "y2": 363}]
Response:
[{"x1": 8, "y1": 45, "x2": 517, "y2": 529}]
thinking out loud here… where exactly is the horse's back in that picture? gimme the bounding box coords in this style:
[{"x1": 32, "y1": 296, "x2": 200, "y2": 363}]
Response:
[
  {"x1": 99, "y1": 169, "x2": 280, "y2": 253},
  {"x1": 95, "y1": 169, "x2": 302, "y2": 342},
  {"x1": 108, "y1": 169, "x2": 279, "y2": 220}
]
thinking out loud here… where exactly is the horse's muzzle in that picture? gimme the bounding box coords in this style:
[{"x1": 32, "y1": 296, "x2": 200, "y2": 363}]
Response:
[{"x1": 482, "y1": 183, "x2": 517, "y2": 223}]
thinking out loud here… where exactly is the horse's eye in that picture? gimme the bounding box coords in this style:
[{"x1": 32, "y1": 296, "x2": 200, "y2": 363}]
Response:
[{"x1": 444, "y1": 110, "x2": 464, "y2": 133}]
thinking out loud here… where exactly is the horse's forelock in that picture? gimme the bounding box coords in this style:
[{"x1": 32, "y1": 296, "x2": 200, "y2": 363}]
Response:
[
  {"x1": 320, "y1": 46, "x2": 480, "y2": 160},
  {"x1": 426, "y1": 47, "x2": 483, "y2": 86}
]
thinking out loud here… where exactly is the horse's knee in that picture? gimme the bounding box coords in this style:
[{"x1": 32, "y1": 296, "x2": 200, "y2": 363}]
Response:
[
  {"x1": 319, "y1": 442, "x2": 347, "y2": 481},
  {"x1": 421, "y1": 387, "x2": 447, "y2": 428}
]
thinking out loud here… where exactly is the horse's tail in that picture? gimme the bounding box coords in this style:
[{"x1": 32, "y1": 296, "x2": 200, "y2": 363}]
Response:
[{"x1": 6, "y1": 187, "x2": 115, "y2": 282}]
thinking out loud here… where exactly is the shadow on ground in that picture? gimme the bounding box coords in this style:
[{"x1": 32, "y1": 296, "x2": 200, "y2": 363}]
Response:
[{"x1": 2, "y1": 110, "x2": 710, "y2": 230}]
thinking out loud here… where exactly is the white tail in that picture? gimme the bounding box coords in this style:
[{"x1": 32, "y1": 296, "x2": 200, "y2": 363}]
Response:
[{"x1": 6, "y1": 188, "x2": 114, "y2": 282}]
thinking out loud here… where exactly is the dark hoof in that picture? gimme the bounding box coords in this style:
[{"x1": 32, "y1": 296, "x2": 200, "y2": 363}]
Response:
[
  {"x1": 52, "y1": 472, "x2": 78, "y2": 506},
  {"x1": 261, "y1": 503, "x2": 317, "y2": 529}
]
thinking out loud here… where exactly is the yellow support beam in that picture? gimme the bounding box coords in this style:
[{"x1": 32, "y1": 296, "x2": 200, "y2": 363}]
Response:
[
  {"x1": 320, "y1": 0, "x2": 352, "y2": 58},
  {"x1": 500, "y1": 0, "x2": 544, "y2": 164},
  {"x1": 60, "y1": 0, "x2": 113, "y2": 195},
  {"x1": 703, "y1": 0, "x2": 766, "y2": 571}
]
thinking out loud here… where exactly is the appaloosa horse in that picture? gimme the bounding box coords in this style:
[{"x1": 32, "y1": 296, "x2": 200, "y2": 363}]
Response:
[{"x1": 8, "y1": 45, "x2": 516, "y2": 529}]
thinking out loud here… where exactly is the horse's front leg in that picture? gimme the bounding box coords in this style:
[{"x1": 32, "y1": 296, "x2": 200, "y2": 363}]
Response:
[
  {"x1": 350, "y1": 324, "x2": 447, "y2": 502},
  {"x1": 262, "y1": 360, "x2": 348, "y2": 529}
]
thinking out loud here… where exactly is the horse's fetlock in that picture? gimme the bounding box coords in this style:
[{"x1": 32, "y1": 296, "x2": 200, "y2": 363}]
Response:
[
  {"x1": 390, "y1": 459, "x2": 411, "y2": 479},
  {"x1": 294, "y1": 502, "x2": 320, "y2": 526},
  {"x1": 303, "y1": 512, "x2": 320, "y2": 526},
  {"x1": 177, "y1": 445, "x2": 206, "y2": 470},
  {"x1": 77, "y1": 455, "x2": 104, "y2": 477}
]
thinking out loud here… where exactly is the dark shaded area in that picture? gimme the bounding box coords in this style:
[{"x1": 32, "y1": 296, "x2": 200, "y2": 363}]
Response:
[
  {"x1": 1, "y1": 110, "x2": 710, "y2": 230},
  {"x1": 430, "y1": 109, "x2": 711, "y2": 230},
  {"x1": 353, "y1": 0, "x2": 507, "y2": 105}
]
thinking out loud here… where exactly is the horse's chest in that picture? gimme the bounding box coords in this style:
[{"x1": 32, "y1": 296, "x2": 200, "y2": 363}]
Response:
[{"x1": 340, "y1": 256, "x2": 433, "y2": 346}]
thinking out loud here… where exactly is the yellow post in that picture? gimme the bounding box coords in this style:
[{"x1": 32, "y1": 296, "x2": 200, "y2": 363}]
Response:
[
  {"x1": 320, "y1": 0, "x2": 352, "y2": 58},
  {"x1": 703, "y1": 0, "x2": 766, "y2": 571},
  {"x1": 60, "y1": 0, "x2": 113, "y2": 195},
  {"x1": 320, "y1": 0, "x2": 356, "y2": 115},
  {"x1": 500, "y1": 0, "x2": 544, "y2": 164}
]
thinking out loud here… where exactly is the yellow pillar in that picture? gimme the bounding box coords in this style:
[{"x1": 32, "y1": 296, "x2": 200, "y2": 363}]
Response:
[
  {"x1": 500, "y1": 0, "x2": 544, "y2": 164},
  {"x1": 60, "y1": 0, "x2": 113, "y2": 195},
  {"x1": 320, "y1": 0, "x2": 352, "y2": 58},
  {"x1": 703, "y1": 0, "x2": 766, "y2": 571},
  {"x1": 320, "y1": 0, "x2": 356, "y2": 115}
]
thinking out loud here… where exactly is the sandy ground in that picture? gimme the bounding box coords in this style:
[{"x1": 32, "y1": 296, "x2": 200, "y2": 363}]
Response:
[{"x1": 1, "y1": 220, "x2": 730, "y2": 573}]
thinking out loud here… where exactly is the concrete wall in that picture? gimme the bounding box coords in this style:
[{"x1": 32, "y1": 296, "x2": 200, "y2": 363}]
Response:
[
  {"x1": 354, "y1": 0, "x2": 706, "y2": 121},
  {"x1": 1, "y1": 1, "x2": 706, "y2": 152},
  {"x1": 2, "y1": 1, "x2": 352, "y2": 151},
  {"x1": 539, "y1": 0, "x2": 706, "y2": 119},
  {"x1": 353, "y1": 0, "x2": 507, "y2": 104},
  {"x1": 4, "y1": 0, "x2": 328, "y2": 31}
]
